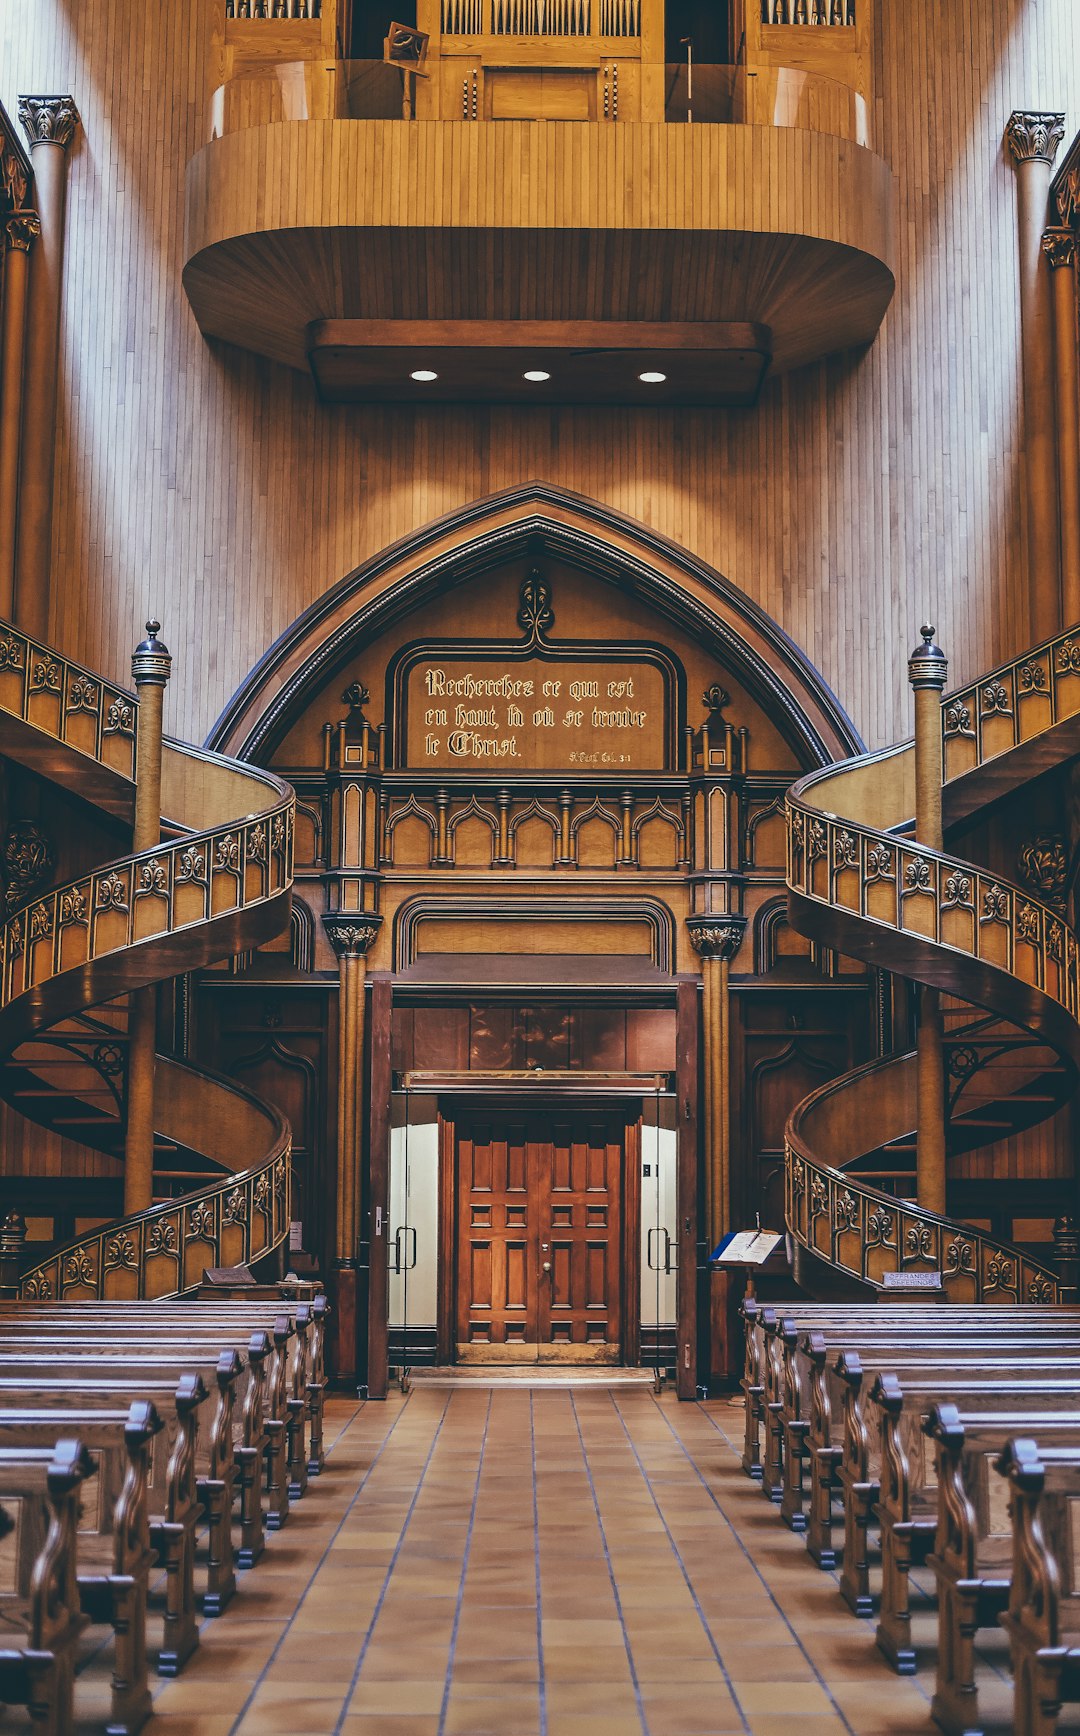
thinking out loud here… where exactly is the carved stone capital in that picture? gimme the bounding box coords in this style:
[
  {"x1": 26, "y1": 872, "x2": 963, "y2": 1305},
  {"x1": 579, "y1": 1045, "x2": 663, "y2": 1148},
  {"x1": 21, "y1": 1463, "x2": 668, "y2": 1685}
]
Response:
[
  {"x1": 5, "y1": 210, "x2": 40, "y2": 253},
  {"x1": 322, "y1": 912, "x2": 383, "y2": 960},
  {"x1": 1057, "y1": 166, "x2": 1080, "y2": 230},
  {"x1": 686, "y1": 915, "x2": 746, "y2": 962},
  {"x1": 1042, "y1": 226, "x2": 1078, "y2": 271},
  {"x1": 1005, "y1": 110, "x2": 1065, "y2": 168},
  {"x1": 18, "y1": 96, "x2": 80, "y2": 151}
]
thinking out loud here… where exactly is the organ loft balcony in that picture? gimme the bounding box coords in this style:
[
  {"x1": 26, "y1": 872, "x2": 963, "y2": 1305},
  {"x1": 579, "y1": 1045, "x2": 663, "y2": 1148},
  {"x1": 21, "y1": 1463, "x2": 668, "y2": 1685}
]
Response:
[{"x1": 183, "y1": 0, "x2": 896, "y2": 407}]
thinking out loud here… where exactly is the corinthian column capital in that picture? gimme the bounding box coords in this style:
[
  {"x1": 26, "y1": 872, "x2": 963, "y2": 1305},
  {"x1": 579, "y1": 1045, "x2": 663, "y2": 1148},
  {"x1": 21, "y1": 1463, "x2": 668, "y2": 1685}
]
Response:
[
  {"x1": 1005, "y1": 110, "x2": 1066, "y2": 168},
  {"x1": 18, "y1": 95, "x2": 80, "y2": 151},
  {"x1": 322, "y1": 912, "x2": 383, "y2": 960},
  {"x1": 686, "y1": 915, "x2": 746, "y2": 962},
  {"x1": 5, "y1": 211, "x2": 40, "y2": 253},
  {"x1": 1042, "y1": 226, "x2": 1078, "y2": 271}
]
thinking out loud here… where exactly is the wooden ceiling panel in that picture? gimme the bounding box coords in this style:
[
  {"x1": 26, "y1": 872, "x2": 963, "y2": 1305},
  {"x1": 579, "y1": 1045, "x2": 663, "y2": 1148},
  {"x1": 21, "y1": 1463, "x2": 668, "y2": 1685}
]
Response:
[{"x1": 183, "y1": 119, "x2": 896, "y2": 385}]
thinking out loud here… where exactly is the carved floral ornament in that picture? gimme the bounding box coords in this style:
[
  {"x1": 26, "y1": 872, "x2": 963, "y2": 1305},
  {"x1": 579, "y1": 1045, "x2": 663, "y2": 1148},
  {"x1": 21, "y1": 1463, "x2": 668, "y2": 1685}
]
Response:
[
  {"x1": 1042, "y1": 227, "x2": 1078, "y2": 271},
  {"x1": 4, "y1": 210, "x2": 39, "y2": 253},
  {"x1": 17, "y1": 95, "x2": 80, "y2": 151},
  {"x1": 1004, "y1": 110, "x2": 1066, "y2": 167},
  {"x1": 1056, "y1": 165, "x2": 1080, "y2": 230},
  {"x1": 322, "y1": 912, "x2": 383, "y2": 960},
  {"x1": 685, "y1": 915, "x2": 746, "y2": 961}
]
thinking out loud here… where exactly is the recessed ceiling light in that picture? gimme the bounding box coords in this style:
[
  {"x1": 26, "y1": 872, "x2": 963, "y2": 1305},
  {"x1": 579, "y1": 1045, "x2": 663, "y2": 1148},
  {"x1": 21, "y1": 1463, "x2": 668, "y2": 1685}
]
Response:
[
  {"x1": 411, "y1": 369, "x2": 438, "y2": 382},
  {"x1": 639, "y1": 370, "x2": 667, "y2": 383},
  {"x1": 523, "y1": 369, "x2": 551, "y2": 382}
]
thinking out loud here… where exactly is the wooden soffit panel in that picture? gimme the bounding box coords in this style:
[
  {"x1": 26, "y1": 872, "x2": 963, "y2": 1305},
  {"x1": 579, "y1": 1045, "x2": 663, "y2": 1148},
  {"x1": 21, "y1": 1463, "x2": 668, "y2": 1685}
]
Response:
[{"x1": 183, "y1": 119, "x2": 896, "y2": 381}]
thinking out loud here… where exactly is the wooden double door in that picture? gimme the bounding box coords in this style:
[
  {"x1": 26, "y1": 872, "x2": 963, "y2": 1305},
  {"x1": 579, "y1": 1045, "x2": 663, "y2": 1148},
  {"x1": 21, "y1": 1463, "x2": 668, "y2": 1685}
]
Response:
[{"x1": 450, "y1": 1107, "x2": 634, "y2": 1363}]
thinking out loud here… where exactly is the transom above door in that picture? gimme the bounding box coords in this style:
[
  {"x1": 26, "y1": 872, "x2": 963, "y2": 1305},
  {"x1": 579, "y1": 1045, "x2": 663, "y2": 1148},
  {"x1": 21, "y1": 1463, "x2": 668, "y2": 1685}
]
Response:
[{"x1": 453, "y1": 1108, "x2": 630, "y2": 1363}]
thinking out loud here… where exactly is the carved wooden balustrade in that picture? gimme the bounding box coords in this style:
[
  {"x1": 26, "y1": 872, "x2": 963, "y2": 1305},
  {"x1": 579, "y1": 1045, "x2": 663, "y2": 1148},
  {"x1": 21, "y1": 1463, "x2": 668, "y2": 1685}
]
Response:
[
  {"x1": 783, "y1": 620, "x2": 1080, "y2": 1301},
  {"x1": 377, "y1": 777, "x2": 692, "y2": 872},
  {"x1": 0, "y1": 617, "x2": 296, "y2": 1300}
]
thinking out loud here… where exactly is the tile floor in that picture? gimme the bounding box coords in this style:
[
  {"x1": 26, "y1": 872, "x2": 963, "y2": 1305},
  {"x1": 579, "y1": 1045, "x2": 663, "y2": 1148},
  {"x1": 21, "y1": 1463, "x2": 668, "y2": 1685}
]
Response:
[{"x1": 64, "y1": 1386, "x2": 1045, "y2": 1736}]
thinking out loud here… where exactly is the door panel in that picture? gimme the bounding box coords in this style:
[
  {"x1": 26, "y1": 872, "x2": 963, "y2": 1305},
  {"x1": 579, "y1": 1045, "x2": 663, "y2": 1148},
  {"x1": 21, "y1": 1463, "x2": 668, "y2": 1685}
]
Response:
[
  {"x1": 455, "y1": 1109, "x2": 626, "y2": 1363},
  {"x1": 538, "y1": 1119, "x2": 621, "y2": 1362}
]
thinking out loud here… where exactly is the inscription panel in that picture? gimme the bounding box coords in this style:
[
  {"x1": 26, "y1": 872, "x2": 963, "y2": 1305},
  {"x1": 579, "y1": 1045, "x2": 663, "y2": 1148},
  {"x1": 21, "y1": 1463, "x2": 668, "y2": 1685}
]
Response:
[{"x1": 409, "y1": 655, "x2": 666, "y2": 770}]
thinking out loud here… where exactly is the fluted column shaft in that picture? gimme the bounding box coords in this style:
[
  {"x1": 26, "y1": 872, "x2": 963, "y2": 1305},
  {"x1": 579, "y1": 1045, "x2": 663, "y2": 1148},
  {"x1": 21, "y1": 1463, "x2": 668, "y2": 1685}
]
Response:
[
  {"x1": 687, "y1": 916, "x2": 746, "y2": 1250},
  {"x1": 124, "y1": 622, "x2": 171, "y2": 1219},
  {"x1": 909, "y1": 626, "x2": 948, "y2": 1218},
  {"x1": 323, "y1": 916, "x2": 383, "y2": 1265},
  {"x1": 1043, "y1": 228, "x2": 1080, "y2": 627},
  {"x1": 1006, "y1": 111, "x2": 1066, "y2": 642},
  {"x1": 15, "y1": 96, "x2": 79, "y2": 641},
  {"x1": 0, "y1": 213, "x2": 38, "y2": 619}
]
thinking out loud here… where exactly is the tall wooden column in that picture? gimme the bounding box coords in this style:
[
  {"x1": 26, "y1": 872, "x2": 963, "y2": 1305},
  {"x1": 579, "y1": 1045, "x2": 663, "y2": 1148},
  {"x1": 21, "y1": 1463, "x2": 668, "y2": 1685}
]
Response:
[
  {"x1": 322, "y1": 913, "x2": 382, "y2": 1386},
  {"x1": 124, "y1": 622, "x2": 171, "y2": 1217},
  {"x1": 909, "y1": 625, "x2": 948, "y2": 1217},
  {"x1": 0, "y1": 211, "x2": 39, "y2": 619},
  {"x1": 1006, "y1": 111, "x2": 1066, "y2": 644},
  {"x1": 686, "y1": 914, "x2": 747, "y2": 1251},
  {"x1": 1042, "y1": 227, "x2": 1080, "y2": 628},
  {"x1": 15, "y1": 96, "x2": 79, "y2": 641}
]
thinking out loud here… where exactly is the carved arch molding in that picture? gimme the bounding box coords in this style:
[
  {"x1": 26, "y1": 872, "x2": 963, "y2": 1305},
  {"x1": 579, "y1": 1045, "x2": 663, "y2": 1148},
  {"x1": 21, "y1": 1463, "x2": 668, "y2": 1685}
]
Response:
[{"x1": 208, "y1": 483, "x2": 862, "y2": 769}]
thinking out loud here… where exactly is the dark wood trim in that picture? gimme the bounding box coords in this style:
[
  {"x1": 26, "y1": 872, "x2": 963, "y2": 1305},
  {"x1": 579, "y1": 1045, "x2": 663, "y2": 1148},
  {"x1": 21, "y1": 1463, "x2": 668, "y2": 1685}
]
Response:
[
  {"x1": 365, "y1": 973, "x2": 393, "y2": 1399},
  {"x1": 675, "y1": 978, "x2": 700, "y2": 1401},
  {"x1": 309, "y1": 317, "x2": 772, "y2": 352}
]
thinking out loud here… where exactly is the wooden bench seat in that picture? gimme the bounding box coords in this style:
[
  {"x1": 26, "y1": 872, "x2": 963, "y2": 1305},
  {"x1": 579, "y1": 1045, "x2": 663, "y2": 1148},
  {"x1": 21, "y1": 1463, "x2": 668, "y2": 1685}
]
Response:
[
  {"x1": 0, "y1": 1437, "x2": 96, "y2": 1736},
  {"x1": 739, "y1": 1300, "x2": 1079, "y2": 1481},
  {"x1": 994, "y1": 1437, "x2": 1080, "y2": 1736},
  {"x1": 765, "y1": 1316, "x2": 1080, "y2": 1525},
  {"x1": 0, "y1": 1371, "x2": 212, "y2": 1674},
  {"x1": 0, "y1": 1403, "x2": 162, "y2": 1736},
  {"x1": 0, "y1": 1298, "x2": 327, "y2": 1482}
]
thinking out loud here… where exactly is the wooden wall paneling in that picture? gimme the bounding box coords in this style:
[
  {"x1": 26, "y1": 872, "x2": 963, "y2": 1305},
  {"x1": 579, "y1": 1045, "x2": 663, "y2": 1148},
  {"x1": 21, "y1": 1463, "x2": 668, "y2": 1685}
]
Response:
[{"x1": 0, "y1": 2, "x2": 1077, "y2": 765}]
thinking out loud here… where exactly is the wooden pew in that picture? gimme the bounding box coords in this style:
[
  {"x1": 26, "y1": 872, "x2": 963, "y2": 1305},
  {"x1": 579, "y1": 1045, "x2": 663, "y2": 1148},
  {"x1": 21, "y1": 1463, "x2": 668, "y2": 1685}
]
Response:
[
  {"x1": 0, "y1": 1437, "x2": 96, "y2": 1736},
  {"x1": 830, "y1": 1350, "x2": 1080, "y2": 1619},
  {"x1": 770, "y1": 1317, "x2": 1080, "y2": 1542},
  {"x1": 0, "y1": 1298, "x2": 326, "y2": 1489},
  {"x1": 887, "y1": 1402, "x2": 1080, "y2": 1732},
  {"x1": 0, "y1": 1402, "x2": 162, "y2": 1736},
  {"x1": 995, "y1": 1436, "x2": 1080, "y2": 1736},
  {"x1": 0, "y1": 1372, "x2": 208, "y2": 1675},
  {"x1": 0, "y1": 1312, "x2": 297, "y2": 1532},
  {"x1": 739, "y1": 1299, "x2": 1080, "y2": 1484}
]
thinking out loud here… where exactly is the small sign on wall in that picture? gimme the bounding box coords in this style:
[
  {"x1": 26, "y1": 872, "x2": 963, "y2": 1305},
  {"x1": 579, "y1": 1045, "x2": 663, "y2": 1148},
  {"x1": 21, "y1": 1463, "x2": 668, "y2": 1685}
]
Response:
[{"x1": 289, "y1": 1221, "x2": 303, "y2": 1252}]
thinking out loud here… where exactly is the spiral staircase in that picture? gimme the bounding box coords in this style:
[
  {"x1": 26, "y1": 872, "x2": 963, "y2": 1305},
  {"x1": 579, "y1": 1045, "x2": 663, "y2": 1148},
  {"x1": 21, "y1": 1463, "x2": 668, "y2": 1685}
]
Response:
[
  {"x1": 784, "y1": 623, "x2": 1080, "y2": 1304},
  {"x1": 0, "y1": 618, "x2": 295, "y2": 1301}
]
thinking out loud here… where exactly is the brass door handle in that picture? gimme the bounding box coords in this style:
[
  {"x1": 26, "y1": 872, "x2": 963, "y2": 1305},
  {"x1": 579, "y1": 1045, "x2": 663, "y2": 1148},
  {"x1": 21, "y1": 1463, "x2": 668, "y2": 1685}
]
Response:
[{"x1": 542, "y1": 1261, "x2": 552, "y2": 1273}]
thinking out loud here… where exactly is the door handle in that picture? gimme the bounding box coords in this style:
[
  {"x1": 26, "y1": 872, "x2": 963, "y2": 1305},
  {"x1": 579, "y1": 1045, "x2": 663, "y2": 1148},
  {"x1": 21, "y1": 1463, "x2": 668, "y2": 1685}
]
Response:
[{"x1": 542, "y1": 1261, "x2": 552, "y2": 1273}]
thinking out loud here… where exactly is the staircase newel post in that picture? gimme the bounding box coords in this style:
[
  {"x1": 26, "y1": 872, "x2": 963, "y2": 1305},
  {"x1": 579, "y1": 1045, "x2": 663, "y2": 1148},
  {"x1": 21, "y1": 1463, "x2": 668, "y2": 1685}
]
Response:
[
  {"x1": 909, "y1": 624, "x2": 948, "y2": 1219},
  {"x1": 124, "y1": 620, "x2": 172, "y2": 1221}
]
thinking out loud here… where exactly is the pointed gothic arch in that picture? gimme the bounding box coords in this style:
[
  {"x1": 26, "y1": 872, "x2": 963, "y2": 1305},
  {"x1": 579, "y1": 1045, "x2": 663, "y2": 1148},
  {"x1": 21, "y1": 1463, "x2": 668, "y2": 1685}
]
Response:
[{"x1": 207, "y1": 483, "x2": 862, "y2": 768}]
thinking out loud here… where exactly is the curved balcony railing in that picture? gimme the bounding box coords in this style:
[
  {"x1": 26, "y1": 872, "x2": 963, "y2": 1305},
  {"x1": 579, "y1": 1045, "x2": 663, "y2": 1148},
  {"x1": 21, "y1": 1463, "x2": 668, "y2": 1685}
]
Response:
[
  {"x1": 0, "y1": 617, "x2": 296, "y2": 1301},
  {"x1": 208, "y1": 60, "x2": 869, "y2": 146},
  {"x1": 783, "y1": 622, "x2": 1080, "y2": 1302}
]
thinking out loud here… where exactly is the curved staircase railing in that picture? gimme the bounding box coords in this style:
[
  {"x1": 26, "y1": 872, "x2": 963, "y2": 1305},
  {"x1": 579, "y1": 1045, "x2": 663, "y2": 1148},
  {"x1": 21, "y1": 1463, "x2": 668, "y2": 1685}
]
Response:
[
  {"x1": 784, "y1": 623, "x2": 1080, "y2": 1302},
  {"x1": 0, "y1": 619, "x2": 295, "y2": 1300}
]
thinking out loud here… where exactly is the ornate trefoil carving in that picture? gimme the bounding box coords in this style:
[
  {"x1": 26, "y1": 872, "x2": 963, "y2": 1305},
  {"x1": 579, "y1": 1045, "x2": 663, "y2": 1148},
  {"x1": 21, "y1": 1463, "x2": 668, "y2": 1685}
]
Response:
[
  {"x1": 517, "y1": 568, "x2": 554, "y2": 644},
  {"x1": 1004, "y1": 111, "x2": 1066, "y2": 167},
  {"x1": 322, "y1": 913, "x2": 383, "y2": 959},
  {"x1": 17, "y1": 95, "x2": 80, "y2": 151},
  {"x1": 685, "y1": 914, "x2": 747, "y2": 961},
  {"x1": 1042, "y1": 227, "x2": 1078, "y2": 271},
  {"x1": 1056, "y1": 166, "x2": 1080, "y2": 230}
]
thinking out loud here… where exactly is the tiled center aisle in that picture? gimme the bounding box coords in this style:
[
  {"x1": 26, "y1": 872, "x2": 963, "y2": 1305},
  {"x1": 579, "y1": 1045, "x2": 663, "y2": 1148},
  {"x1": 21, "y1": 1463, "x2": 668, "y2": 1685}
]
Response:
[{"x1": 140, "y1": 1387, "x2": 1023, "y2": 1736}]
